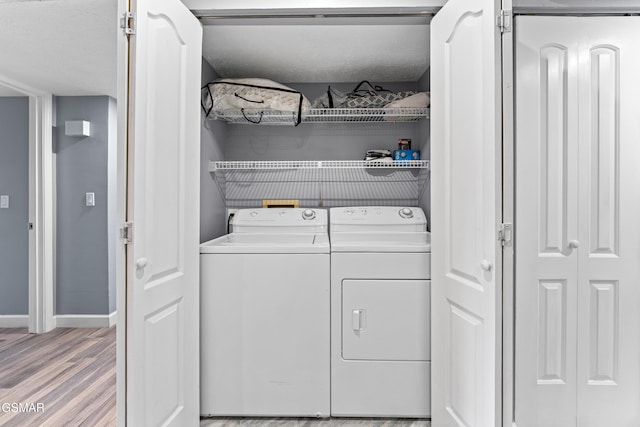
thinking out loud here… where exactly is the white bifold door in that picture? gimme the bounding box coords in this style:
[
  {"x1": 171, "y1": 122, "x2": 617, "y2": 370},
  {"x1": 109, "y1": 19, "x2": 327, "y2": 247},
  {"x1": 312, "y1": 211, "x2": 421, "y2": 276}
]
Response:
[
  {"x1": 431, "y1": 0, "x2": 503, "y2": 425},
  {"x1": 515, "y1": 16, "x2": 640, "y2": 427},
  {"x1": 126, "y1": 0, "x2": 202, "y2": 425}
]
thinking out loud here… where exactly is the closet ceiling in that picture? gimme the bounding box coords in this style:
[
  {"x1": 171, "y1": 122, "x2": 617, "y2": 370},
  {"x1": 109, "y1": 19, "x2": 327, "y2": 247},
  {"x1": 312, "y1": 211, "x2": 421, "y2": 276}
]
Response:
[
  {"x1": 0, "y1": 0, "x2": 116, "y2": 97},
  {"x1": 201, "y1": 17, "x2": 431, "y2": 83}
]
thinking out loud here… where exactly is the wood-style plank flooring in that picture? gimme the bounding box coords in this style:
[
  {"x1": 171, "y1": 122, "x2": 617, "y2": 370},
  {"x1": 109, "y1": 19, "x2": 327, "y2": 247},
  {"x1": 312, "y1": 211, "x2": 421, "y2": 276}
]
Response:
[
  {"x1": 201, "y1": 418, "x2": 431, "y2": 427},
  {"x1": 0, "y1": 327, "x2": 116, "y2": 427},
  {"x1": 0, "y1": 327, "x2": 429, "y2": 426}
]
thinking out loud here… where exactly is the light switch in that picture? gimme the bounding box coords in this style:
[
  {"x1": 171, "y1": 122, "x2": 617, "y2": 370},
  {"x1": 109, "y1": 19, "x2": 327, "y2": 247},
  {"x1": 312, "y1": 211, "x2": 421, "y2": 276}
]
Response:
[
  {"x1": 0, "y1": 195, "x2": 8, "y2": 209},
  {"x1": 85, "y1": 192, "x2": 95, "y2": 207}
]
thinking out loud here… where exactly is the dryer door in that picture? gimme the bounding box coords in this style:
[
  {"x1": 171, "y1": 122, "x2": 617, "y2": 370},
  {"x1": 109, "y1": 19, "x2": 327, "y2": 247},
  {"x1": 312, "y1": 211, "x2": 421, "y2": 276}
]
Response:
[{"x1": 342, "y1": 279, "x2": 430, "y2": 361}]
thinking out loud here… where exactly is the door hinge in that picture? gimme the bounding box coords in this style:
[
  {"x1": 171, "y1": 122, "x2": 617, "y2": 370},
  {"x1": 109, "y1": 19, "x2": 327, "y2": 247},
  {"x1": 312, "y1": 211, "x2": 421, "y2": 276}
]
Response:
[
  {"x1": 498, "y1": 223, "x2": 513, "y2": 247},
  {"x1": 120, "y1": 222, "x2": 133, "y2": 244},
  {"x1": 497, "y1": 10, "x2": 512, "y2": 33},
  {"x1": 120, "y1": 11, "x2": 136, "y2": 36}
]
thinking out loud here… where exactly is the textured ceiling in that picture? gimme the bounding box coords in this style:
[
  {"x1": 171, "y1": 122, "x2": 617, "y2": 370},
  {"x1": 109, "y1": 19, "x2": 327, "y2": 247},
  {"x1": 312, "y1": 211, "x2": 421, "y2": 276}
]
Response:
[
  {"x1": 0, "y1": 0, "x2": 117, "y2": 97},
  {"x1": 202, "y1": 17, "x2": 430, "y2": 83},
  {"x1": 0, "y1": 1, "x2": 430, "y2": 96},
  {"x1": 0, "y1": 85, "x2": 25, "y2": 97}
]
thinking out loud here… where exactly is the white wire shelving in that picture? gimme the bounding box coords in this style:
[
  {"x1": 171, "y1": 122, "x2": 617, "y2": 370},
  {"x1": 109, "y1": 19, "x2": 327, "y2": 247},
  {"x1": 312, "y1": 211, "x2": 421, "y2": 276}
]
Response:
[
  {"x1": 209, "y1": 160, "x2": 430, "y2": 207},
  {"x1": 209, "y1": 160, "x2": 429, "y2": 172},
  {"x1": 208, "y1": 107, "x2": 429, "y2": 125}
]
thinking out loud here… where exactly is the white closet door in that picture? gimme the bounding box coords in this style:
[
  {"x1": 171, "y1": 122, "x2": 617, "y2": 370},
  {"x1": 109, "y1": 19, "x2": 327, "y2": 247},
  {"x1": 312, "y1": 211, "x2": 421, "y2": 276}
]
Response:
[
  {"x1": 575, "y1": 17, "x2": 640, "y2": 427},
  {"x1": 431, "y1": 0, "x2": 503, "y2": 425},
  {"x1": 515, "y1": 16, "x2": 640, "y2": 427},
  {"x1": 514, "y1": 16, "x2": 580, "y2": 426},
  {"x1": 126, "y1": 0, "x2": 202, "y2": 425}
]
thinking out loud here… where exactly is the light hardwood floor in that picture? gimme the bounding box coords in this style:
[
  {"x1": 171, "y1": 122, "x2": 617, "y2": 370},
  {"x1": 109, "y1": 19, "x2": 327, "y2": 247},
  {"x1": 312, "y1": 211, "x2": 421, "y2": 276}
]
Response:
[
  {"x1": 0, "y1": 327, "x2": 116, "y2": 427},
  {"x1": 0, "y1": 328, "x2": 430, "y2": 426},
  {"x1": 201, "y1": 418, "x2": 431, "y2": 427}
]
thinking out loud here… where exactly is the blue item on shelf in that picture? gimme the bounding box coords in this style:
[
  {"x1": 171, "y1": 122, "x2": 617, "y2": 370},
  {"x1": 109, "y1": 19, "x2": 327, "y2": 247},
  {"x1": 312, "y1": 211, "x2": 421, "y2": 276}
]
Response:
[{"x1": 393, "y1": 149, "x2": 421, "y2": 160}]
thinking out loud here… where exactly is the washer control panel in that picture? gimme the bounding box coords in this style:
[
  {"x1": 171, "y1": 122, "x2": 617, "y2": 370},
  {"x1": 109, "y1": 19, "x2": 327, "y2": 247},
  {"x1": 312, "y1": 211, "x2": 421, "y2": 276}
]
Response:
[
  {"x1": 233, "y1": 208, "x2": 327, "y2": 233},
  {"x1": 330, "y1": 206, "x2": 427, "y2": 232}
]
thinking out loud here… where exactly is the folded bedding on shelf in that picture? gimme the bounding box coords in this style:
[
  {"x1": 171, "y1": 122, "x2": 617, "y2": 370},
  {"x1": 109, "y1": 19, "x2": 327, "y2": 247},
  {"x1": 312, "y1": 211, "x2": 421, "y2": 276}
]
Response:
[
  {"x1": 201, "y1": 78, "x2": 311, "y2": 125},
  {"x1": 311, "y1": 81, "x2": 426, "y2": 110},
  {"x1": 384, "y1": 92, "x2": 430, "y2": 109},
  {"x1": 383, "y1": 92, "x2": 430, "y2": 122},
  {"x1": 342, "y1": 81, "x2": 416, "y2": 109}
]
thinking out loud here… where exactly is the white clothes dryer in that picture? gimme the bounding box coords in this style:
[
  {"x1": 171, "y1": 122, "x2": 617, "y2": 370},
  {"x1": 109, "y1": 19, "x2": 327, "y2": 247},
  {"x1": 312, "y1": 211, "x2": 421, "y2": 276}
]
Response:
[
  {"x1": 200, "y1": 208, "x2": 330, "y2": 417},
  {"x1": 329, "y1": 206, "x2": 431, "y2": 418}
]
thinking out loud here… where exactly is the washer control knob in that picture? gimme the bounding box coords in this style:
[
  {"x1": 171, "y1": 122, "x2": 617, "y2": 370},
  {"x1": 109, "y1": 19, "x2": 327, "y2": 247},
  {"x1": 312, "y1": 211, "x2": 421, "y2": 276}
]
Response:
[
  {"x1": 399, "y1": 207, "x2": 414, "y2": 218},
  {"x1": 302, "y1": 209, "x2": 316, "y2": 220},
  {"x1": 250, "y1": 210, "x2": 258, "y2": 217}
]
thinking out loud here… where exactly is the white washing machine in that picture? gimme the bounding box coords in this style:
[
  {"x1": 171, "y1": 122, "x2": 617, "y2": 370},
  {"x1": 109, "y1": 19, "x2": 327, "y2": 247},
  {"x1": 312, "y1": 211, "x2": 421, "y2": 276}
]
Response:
[
  {"x1": 200, "y1": 208, "x2": 330, "y2": 417},
  {"x1": 329, "y1": 206, "x2": 431, "y2": 418}
]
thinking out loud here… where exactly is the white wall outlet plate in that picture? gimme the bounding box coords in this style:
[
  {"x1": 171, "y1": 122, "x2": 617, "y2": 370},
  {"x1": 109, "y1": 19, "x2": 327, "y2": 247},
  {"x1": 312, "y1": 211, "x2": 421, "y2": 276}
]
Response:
[
  {"x1": 0, "y1": 195, "x2": 8, "y2": 209},
  {"x1": 86, "y1": 192, "x2": 95, "y2": 207}
]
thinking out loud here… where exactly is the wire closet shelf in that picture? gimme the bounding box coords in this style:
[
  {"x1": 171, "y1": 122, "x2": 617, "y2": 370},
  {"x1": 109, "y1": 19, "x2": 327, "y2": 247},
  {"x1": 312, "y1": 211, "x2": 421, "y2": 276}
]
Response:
[
  {"x1": 209, "y1": 160, "x2": 430, "y2": 172},
  {"x1": 208, "y1": 160, "x2": 430, "y2": 208},
  {"x1": 208, "y1": 107, "x2": 430, "y2": 124}
]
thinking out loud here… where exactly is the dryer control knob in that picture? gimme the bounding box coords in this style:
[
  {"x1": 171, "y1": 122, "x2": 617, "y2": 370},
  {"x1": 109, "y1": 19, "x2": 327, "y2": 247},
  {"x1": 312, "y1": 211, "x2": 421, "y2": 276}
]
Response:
[
  {"x1": 399, "y1": 207, "x2": 414, "y2": 218},
  {"x1": 302, "y1": 209, "x2": 316, "y2": 220}
]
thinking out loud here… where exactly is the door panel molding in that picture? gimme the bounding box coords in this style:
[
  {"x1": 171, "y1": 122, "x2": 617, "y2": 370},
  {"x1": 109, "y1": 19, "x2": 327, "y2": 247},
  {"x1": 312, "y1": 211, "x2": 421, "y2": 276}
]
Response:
[
  {"x1": 537, "y1": 280, "x2": 567, "y2": 383},
  {"x1": 587, "y1": 280, "x2": 618, "y2": 384}
]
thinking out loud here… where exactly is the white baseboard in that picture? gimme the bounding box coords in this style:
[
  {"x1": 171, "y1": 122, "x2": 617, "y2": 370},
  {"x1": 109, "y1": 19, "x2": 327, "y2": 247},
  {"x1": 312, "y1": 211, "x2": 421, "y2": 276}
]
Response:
[
  {"x1": 0, "y1": 315, "x2": 29, "y2": 328},
  {"x1": 55, "y1": 311, "x2": 117, "y2": 328},
  {"x1": 0, "y1": 313, "x2": 118, "y2": 329},
  {"x1": 108, "y1": 311, "x2": 118, "y2": 327}
]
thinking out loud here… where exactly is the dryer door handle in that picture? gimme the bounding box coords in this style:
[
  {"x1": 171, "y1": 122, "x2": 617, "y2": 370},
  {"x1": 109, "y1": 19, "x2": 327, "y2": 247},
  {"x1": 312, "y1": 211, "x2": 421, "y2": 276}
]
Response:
[{"x1": 352, "y1": 309, "x2": 367, "y2": 331}]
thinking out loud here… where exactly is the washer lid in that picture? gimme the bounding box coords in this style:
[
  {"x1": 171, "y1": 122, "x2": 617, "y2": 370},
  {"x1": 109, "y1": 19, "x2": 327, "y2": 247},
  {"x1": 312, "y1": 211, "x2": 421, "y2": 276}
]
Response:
[
  {"x1": 232, "y1": 208, "x2": 327, "y2": 233},
  {"x1": 330, "y1": 231, "x2": 431, "y2": 252},
  {"x1": 200, "y1": 232, "x2": 330, "y2": 254},
  {"x1": 329, "y1": 206, "x2": 427, "y2": 232}
]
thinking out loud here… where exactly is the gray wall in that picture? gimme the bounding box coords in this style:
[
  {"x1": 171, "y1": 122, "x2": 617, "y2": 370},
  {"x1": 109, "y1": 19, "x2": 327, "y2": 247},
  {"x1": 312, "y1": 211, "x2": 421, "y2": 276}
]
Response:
[
  {"x1": 55, "y1": 96, "x2": 117, "y2": 315},
  {"x1": 0, "y1": 97, "x2": 29, "y2": 315},
  {"x1": 224, "y1": 82, "x2": 423, "y2": 161},
  {"x1": 222, "y1": 81, "x2": 427, "y2": 209},
  {"x1": 200, "y1": 60, "x2": 228, "y2": 242},
  {"x1": 200, "y1": 75, "x2": 431, "y2": 231}
]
